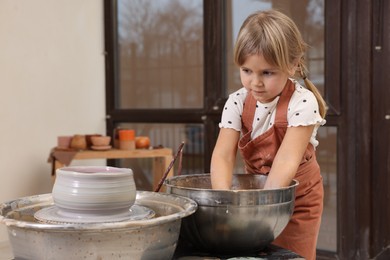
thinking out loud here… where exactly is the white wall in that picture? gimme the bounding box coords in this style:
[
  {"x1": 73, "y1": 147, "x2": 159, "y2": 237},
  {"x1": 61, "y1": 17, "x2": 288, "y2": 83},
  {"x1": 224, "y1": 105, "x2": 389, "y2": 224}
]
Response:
[{"x1": 0, "y1": 0, "x2": 105, "y2": 243}]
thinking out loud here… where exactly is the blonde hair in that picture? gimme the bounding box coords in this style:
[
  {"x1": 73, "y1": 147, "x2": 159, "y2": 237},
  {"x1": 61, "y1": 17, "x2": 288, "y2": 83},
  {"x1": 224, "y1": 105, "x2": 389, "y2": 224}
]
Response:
[{"x1": 234, "y1": 10, "x2": 327, "y2": 118}]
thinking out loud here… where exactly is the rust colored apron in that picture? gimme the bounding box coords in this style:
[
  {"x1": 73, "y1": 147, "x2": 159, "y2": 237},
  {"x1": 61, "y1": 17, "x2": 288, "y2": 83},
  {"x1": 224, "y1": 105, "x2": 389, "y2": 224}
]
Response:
[{"x1": 238, "y1": 80, "x2": 323, "y2": 260}]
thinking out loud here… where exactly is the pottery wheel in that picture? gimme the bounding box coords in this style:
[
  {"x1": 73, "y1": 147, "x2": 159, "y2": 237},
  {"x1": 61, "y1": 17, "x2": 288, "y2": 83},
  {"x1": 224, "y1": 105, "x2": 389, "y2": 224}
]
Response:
[{"x1": 34, "y1": 204, "x2": 155, "y2": 224}]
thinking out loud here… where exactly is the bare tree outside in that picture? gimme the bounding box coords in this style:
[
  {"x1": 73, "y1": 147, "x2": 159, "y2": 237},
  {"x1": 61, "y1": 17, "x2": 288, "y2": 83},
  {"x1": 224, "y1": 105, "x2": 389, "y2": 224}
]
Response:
[{"x1": 117, "y1": 0, "x2": 204, "y2": 109}]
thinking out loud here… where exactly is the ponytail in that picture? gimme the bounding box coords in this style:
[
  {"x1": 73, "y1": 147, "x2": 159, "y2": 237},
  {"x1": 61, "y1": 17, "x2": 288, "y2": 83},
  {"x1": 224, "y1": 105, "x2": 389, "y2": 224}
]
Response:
[{"x1": 298, "y1": 62, "x2": 328, "y2": 118}]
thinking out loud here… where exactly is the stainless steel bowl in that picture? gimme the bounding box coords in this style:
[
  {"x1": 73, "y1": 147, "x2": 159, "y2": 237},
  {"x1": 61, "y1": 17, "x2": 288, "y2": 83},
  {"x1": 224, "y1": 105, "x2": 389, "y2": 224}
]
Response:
[
  {"x1": 164, "y1": 174, "x2": 298, "y2": 254},
  {"x1": 0, "y1": 191, "x2": 197, "y2": 260}
]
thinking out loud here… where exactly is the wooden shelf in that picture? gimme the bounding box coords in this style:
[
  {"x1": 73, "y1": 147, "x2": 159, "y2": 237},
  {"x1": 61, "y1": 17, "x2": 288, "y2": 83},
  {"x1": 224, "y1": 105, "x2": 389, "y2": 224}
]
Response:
[{"x1": 67, "y1": 148, "x2": 172, "y2": 160}]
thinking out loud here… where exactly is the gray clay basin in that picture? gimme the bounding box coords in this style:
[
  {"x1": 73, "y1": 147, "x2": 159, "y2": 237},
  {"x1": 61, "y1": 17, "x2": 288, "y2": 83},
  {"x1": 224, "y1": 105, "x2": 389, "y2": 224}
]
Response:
[
  {"x1": 164, "y1": 174, "x2": 298, "y2": 254},
  {"x1": 0, "y1": 191, "x2": 197, "y2": 260}
]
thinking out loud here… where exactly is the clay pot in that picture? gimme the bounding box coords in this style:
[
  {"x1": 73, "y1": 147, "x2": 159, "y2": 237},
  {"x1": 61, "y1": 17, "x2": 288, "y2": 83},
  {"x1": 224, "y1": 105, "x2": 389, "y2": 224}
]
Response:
[
  {"x1": 86, "y1": 134, "x2": 102, "y2": 148},
  {"x1": 53, "y1": 166, "x2": 136, "y2": 213},
  {"x1": 57, "y1": 136, "x2": 73, "y2": 149},
  {"x1": 70, "y1": 135, "x2": 87, "y2": 150},
  {"x1": 90, "y1": 136, "x2": 111, "y2": 146}
]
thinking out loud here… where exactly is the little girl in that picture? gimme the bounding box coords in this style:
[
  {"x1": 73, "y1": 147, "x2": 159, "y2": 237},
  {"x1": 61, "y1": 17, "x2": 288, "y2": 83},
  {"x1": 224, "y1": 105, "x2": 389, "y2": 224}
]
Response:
[{"x1": 210, "y1": 10, "x2": 327, "y2": 260}]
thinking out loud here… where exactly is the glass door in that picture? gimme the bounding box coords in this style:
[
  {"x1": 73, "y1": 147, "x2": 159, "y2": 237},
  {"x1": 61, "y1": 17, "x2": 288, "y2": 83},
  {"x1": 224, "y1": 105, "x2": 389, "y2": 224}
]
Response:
[{"x1": 105, "y1": 0, "x2": 341, "y2": 256}]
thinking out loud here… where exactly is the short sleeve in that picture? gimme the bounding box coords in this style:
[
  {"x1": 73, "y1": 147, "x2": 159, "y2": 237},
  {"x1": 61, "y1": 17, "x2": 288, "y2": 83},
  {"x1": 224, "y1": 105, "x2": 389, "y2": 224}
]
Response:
[
  {"x1": 218, "y1": 88, "x2": 247, "y2": 131},
  {"x1": 287, "y1": 86, "x2": 326, "y2": 127}
]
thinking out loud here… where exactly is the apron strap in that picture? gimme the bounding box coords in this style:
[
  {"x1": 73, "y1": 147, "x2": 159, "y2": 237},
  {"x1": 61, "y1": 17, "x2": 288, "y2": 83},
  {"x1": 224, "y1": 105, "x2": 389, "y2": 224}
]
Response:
[
  {"x1": 241, "y1": 79, "x2": 295, "y2": 130},
  {"x1": 241, "y1": 92, "x2": 257, "y2": 134},
  {"x1": 274, "y1": 79, "x2": 295, "y2": 124}
]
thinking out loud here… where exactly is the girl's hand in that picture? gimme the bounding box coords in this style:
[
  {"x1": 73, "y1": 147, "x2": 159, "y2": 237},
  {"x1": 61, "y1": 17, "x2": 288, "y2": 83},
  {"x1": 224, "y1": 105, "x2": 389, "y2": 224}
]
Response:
[
  {"x1": 210, "y1": 128, "x2": 240, "y2": 190},
  {"x1": 264, "y1": 124, "x2": 315, "y2": 189}
]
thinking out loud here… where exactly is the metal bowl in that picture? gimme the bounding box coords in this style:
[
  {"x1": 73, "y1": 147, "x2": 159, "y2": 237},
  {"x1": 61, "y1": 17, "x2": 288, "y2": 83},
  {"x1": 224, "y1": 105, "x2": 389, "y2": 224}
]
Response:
[
  {"x1": 0, "y1": 191, "x2": 197, "y2": 260},
  {"x1": 164, "y1": 174, "x2": 298, "y2": 254}
]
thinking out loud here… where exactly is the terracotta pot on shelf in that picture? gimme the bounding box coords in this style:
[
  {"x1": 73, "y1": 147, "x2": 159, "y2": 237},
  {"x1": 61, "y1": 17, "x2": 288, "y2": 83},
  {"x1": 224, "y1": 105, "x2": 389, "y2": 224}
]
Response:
[
  {"x1": 70, "y1": 135, "x2": 87, "y2": 150},
  {"x1": 135, "y1": 136, "x2": 150, "y2": 149},
  {"x1": 85, "y1": 134, "x2": 102, "y2": 148},
  {"x1": 118, "y1": 129, "x2": 135, "y2": 150},
  {"x1": 57, "y1": 136, "x2": 73, "y2": 149},
  {"x1": 90, "y1": 136, "x2": 111, "y2": 146}
]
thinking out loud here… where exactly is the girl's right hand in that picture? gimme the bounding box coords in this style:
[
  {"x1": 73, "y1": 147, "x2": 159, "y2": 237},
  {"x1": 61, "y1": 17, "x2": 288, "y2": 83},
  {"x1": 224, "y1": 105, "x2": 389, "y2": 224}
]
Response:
[{"x1": 210, "y1": 128, "x2": 240, "y2": 190}]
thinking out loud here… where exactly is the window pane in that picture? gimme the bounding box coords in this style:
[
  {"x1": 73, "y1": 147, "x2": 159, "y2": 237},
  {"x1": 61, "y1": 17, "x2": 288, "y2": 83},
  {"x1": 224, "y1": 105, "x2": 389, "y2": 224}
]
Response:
[
  {"x1": 117, "y1": 0, "x2": 204, "y2": 109},
  {"x1": 117, "y1": 123, "x2": 205, "y2": 190}
]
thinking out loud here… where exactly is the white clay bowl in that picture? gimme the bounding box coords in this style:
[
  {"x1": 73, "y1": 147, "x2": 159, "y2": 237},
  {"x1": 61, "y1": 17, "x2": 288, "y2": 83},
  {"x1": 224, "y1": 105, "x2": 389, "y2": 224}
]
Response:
[{"x1": 53, "y1": 166, "x2": 136, "y2": 214}]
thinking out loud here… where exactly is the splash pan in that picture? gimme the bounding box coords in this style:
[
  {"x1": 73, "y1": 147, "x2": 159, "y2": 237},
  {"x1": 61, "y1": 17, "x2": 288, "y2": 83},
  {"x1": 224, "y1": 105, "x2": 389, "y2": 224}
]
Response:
[{"x1": 0, "y1": 191, "x2": 197, "y2": 260}]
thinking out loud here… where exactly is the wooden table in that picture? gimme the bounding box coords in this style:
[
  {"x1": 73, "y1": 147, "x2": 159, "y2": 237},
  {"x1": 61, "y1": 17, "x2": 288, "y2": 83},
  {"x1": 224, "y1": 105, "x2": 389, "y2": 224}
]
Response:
[{"x1": 50, "y1": 148, "x2": 174, "y2": 191}]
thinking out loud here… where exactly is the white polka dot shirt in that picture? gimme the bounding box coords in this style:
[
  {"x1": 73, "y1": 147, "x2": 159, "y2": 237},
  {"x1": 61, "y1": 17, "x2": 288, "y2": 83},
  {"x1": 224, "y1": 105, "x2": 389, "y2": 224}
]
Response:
[{"x1": 219, "y1": 79, "x2": 326, "y2": 148}]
